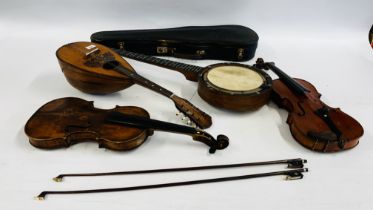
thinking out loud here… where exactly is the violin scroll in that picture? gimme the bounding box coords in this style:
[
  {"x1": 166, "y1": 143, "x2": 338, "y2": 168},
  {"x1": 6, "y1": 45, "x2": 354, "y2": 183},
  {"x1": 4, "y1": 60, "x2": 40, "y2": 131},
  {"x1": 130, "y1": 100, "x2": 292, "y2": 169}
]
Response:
[
  {"x1": 192, "y1": 131, "x2": 229, "y2": 153},
  {"x1": 254, "y1": 58, "x2": 273, "y2": 70}
]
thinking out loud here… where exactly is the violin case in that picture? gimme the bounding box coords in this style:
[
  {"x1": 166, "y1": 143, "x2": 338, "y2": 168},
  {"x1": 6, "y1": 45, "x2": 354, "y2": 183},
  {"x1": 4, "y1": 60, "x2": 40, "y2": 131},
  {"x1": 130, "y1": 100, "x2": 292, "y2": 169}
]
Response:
[{"x1": 90, "y1": 25, "x2": 259, "y2": 61}]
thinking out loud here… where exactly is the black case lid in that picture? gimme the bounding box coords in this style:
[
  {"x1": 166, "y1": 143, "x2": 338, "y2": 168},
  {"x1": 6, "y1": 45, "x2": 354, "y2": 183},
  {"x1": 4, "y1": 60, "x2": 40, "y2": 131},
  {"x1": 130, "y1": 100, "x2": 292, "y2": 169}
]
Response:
[
  {"x1": 91, "y1": 25, "x2": 259, "y2": 61},
  {"x1": 91, "y1": 25, "x2": 258, "y2": 46}
]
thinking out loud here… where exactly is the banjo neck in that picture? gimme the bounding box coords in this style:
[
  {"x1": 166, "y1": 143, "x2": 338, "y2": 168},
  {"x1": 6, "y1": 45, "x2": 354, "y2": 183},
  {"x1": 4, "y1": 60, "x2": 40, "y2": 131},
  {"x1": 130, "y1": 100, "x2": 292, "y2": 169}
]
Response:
[{"x1": 115, "y1": 49, "x2": 203, "y2": 82}]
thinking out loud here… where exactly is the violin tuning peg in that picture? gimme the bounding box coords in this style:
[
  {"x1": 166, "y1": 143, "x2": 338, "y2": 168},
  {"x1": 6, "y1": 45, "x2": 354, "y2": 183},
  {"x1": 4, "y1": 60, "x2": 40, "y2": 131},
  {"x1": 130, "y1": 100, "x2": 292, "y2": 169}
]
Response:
[{"x1": 176, "y1": 112, "x2": 181, "y2": 116}]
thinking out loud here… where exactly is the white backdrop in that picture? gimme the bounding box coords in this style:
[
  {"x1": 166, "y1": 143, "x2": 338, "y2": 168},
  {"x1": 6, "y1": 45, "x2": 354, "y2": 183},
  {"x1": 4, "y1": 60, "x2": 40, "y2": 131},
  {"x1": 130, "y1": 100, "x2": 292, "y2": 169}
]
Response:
[{"x1": 1, "y1": 0, "x2": 372, "y2": 209}]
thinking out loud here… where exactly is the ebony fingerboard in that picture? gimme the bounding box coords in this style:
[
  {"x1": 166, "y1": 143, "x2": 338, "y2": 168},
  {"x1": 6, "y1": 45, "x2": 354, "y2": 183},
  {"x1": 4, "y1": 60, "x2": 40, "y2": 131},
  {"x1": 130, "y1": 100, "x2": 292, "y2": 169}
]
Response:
[
  {"x1": 116, "y1": 49, "x2": 204, "y2": 74},
  {"x1": 112, "y1": 65, "x2": 173, "y2": 97},
  {"x1": 267, "y1": 63, "x2": 309, "y2": 95}
]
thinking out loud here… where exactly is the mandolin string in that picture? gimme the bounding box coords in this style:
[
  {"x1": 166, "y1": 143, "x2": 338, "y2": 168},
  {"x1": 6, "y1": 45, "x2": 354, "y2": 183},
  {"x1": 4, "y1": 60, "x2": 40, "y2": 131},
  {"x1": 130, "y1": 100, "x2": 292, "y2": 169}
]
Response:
[
  {"x1": 188, "y1": 88, "x2": 198, "y2": 103},
  {"x1": 116, "y1": 48, "x2": 200, "y2": 111}
]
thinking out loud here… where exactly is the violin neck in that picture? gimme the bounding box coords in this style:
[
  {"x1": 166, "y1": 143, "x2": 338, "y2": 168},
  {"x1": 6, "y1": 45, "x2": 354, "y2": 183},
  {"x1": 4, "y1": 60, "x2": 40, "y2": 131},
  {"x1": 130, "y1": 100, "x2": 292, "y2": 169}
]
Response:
[
  {"x1": 106, "y1": 111, "x2": 198, "y2": 136},
  {"x1": 116, "y1": 49, "x2": 203, "y2": 81},
  {"x1": 266, "y1": 62, "x2": 309, "y2": 95}
]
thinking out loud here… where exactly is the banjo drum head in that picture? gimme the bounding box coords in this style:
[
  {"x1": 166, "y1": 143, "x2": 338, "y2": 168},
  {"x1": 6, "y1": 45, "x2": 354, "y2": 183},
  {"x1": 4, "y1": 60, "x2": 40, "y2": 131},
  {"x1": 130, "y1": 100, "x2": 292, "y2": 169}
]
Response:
[
  {"x1": 198, "y1": 63, "x2": 272, "y2": 111},
  {"x1": 204, "y1": 64, "x2": 268, "y2": 93}
]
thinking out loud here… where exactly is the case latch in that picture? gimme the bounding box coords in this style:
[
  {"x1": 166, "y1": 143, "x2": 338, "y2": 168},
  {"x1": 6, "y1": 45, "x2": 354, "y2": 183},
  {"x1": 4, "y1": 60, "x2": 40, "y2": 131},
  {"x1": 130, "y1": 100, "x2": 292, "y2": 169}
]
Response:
[
  {"x1": 196, "y1": 50, "x2": 206, "y2": 56},
  {"x1": 118, "y1": 42, "x2": 125, "y2": 50},
  {"x1": 237, "y1": 48, "x2": 245, "y2": 60},
  {"x1": 157, "y1": 46, "x2": 168, "y2": 54}
]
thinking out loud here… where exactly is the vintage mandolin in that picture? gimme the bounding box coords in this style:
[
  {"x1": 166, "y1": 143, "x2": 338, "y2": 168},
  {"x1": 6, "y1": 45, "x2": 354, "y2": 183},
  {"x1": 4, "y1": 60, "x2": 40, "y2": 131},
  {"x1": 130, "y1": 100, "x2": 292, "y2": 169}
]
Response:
[
  {"x1": 24, "y1": 97, "x2": 229, "y2": 153},
  {"x1": 56, "y1": 42, "x2": 212, "y2": 129},
  {"x1": 254, "y1": 58, "x2": 364, "y2": 152}
]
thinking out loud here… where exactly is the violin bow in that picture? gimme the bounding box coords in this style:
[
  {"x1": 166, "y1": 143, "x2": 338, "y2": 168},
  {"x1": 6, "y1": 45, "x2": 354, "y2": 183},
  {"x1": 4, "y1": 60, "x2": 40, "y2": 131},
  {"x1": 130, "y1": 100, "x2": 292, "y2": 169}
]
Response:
[
  {"x1": 36, "y1": 158, "x2": 308, "y2": 200},
  {"x1": 52, "y1": 158, "x2": 307, "y2": 182}
]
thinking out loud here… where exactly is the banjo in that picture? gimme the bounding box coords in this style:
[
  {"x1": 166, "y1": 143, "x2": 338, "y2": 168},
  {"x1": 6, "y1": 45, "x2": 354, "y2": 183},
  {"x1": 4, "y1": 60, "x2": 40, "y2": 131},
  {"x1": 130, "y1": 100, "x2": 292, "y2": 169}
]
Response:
[{"x1": 115, "y1": 49, "x2": 272, "y2": 111}]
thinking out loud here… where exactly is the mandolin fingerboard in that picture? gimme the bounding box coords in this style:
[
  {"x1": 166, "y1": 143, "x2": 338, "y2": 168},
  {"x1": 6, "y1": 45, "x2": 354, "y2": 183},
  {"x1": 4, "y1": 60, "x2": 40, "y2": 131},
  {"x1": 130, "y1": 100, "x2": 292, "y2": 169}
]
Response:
[{"x1": 117, "y1": 49, "x2": 204, "y2": 73}]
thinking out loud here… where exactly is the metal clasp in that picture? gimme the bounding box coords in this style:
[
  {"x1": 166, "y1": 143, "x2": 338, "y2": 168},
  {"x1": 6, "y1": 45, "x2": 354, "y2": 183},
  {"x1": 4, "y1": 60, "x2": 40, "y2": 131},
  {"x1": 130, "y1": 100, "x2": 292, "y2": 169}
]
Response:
[
  {"x1": 196, "y1": 50, "x2": 206, "y2": 56},
  {"x1": 157, "y1": 47, "x2": 168, "y2": 54},
  {"x1": 237, "y1": 48, "x2": 245, "y2": 59},
  {"x1": 118, "y1": 42, "x2": 125, "y2": 50}
]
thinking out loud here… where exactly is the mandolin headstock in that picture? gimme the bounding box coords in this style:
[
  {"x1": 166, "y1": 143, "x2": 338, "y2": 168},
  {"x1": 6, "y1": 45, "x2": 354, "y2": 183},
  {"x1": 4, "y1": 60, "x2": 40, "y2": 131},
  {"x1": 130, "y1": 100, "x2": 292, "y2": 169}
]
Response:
[{"x1": 171, "y1": 95, "x2": 212, "y2": 129}]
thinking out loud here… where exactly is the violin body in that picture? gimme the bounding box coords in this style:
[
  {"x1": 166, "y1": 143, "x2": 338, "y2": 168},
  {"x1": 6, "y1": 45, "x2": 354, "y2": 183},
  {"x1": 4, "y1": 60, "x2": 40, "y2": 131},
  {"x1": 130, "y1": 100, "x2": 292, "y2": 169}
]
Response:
[
  {"x1": 25, "y1": 97, "x2": 153, "y2": 151},
  {"x1": 255, "y1": 59, "x2": 364, "y2": 152},
  {"x1": 25, "y1": 98, "x2": 228, "y2": 153},
  {"x1": 272, "y1": 78, "x2": 364, "y2": 152}
]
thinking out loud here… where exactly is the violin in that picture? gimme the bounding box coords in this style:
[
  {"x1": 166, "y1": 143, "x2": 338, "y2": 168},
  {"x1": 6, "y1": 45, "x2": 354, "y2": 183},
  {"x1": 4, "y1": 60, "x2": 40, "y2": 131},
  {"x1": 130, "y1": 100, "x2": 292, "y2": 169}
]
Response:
[
  {"x1": 254, "y1": 58, "x2": 364, "y2": 152},
  {"x1": 114, "y1": 49, "x2": 272, "y2": 111},
  {"x1": 24, "y1": 98, "x2": 229, "y2": 153},
  {"x1": 56, "y1": 42, "x2": 212, "y2": 129}
]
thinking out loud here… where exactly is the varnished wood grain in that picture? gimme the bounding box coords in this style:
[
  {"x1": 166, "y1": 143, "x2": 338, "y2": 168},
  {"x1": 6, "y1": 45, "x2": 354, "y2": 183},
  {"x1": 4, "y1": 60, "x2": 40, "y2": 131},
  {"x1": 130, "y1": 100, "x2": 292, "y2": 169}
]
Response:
[
  {"x1": 25, "y1": 97, "x2": 152, "y2": 151},
  {"x1": 272, "y1": 78, "x2": 364, "y2": 152}
]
